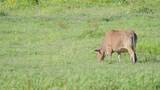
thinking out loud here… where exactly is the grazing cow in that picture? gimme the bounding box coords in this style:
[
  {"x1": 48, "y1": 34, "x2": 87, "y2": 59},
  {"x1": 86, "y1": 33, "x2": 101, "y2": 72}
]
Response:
[{"x1": 95, "y1": 30, "x2": 137, "y2": 64}]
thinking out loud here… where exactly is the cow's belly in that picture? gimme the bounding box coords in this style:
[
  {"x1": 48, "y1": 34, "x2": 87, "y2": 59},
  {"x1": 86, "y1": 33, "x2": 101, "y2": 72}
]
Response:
[{"x1": 113, "y1": 48, "x2": 128, "y2": 53}]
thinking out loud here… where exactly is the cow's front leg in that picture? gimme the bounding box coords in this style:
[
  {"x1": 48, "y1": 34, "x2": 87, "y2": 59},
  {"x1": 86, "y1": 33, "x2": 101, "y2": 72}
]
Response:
[
  {"x1": 107, "y1": 50, "x2": 113, "y2": 64},
  {"x1": 117, "y1": 53, "x2": 121, "y2": 63}
]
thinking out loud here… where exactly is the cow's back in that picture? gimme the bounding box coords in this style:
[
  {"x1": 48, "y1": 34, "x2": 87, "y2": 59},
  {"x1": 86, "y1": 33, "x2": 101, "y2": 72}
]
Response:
[{"x1": 103, "y1": 30, "x2": 136, "y2": 52}]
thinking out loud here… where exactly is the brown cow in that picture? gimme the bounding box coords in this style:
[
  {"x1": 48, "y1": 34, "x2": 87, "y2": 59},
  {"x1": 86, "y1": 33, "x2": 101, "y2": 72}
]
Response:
[{"x1": 95, "y1": 30, "x2": 137, "y2": 64}]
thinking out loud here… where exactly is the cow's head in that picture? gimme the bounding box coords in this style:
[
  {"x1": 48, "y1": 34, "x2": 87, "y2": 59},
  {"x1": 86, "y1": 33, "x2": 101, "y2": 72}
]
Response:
[{"x1": 95, "y1": 48, "x2": 106, "y2": 61}]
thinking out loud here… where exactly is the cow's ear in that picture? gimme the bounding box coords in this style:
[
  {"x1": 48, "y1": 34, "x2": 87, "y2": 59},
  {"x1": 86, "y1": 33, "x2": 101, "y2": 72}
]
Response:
[{"x1": 95, "y1": 49, "x2": 100, "y2": 52}]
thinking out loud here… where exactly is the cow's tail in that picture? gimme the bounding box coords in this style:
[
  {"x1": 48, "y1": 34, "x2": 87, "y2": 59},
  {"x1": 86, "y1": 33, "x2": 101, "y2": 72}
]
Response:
[
  {"x1": 132, "y1": 32, "x2": 137, "y2": 50},
  {"x1": 131, "y1": 32, "x2": 137, "y2": 63}
]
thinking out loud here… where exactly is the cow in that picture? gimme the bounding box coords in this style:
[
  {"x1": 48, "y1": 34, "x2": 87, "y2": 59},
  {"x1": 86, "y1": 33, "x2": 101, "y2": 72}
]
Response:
[{"x1": 95, "y1": 30, "x2": 137, "y2": 64}]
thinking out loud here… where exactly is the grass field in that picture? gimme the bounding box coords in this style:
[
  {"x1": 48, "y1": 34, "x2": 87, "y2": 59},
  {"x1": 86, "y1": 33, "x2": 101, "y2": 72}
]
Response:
[{"x1": 0, "y1": 0, "x2": 160, "y2": 90}]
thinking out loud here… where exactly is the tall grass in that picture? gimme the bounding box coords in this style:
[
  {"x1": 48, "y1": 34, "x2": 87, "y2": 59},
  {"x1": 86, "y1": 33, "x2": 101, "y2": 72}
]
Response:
[{"x1": 1, "y1": 0, "x2": 160, "y2": 17}]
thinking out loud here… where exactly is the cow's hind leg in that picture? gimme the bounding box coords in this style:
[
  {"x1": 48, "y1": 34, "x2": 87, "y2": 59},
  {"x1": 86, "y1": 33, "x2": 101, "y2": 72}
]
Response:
[{"x1": 127, "y1": 47, "x2": 137, "y2": 64}]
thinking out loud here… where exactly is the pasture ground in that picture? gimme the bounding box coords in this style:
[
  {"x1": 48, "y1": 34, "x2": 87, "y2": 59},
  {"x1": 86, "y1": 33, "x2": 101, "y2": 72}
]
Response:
[{"x1": 0, "y1": 0, "x2": 160, "y2": 90}]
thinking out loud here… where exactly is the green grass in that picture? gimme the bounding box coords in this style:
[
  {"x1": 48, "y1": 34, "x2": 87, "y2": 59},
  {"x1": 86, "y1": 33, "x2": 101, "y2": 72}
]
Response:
[{"x1": 0, "y1": 0, "x2": 160, "y2": 90}]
